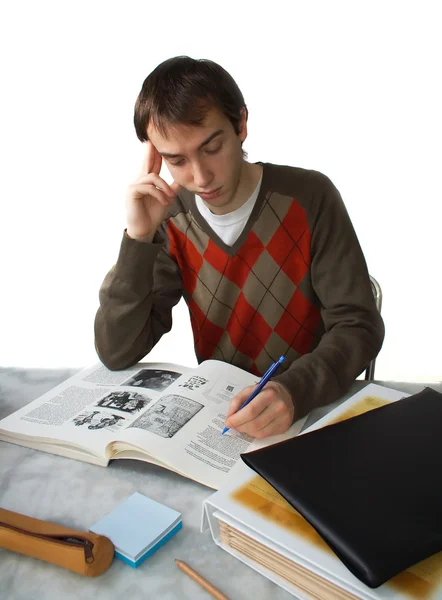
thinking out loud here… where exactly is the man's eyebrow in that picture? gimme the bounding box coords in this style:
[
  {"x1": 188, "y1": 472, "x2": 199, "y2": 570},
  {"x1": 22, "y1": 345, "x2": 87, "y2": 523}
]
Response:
[{"x1": 159, "y1": 129, "x2": 224, "y2": 159}]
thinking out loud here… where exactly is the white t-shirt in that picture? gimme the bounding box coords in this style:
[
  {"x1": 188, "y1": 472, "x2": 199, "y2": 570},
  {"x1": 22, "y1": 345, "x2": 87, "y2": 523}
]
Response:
[{"x1": 195, "y1": 174, "x2": 263, "y2": 246}]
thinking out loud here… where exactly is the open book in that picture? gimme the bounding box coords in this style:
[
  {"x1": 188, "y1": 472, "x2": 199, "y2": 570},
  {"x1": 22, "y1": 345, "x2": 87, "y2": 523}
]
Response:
[
  {"x1": 202, "y1": 383, "x2": 442, "y2": 599},
  {"x1": 0, "y1": 360, "x2": 306, "y2": 490}
]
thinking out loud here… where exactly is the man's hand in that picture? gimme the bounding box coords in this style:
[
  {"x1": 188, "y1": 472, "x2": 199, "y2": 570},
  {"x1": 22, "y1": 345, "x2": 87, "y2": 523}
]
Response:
[
  {"x1": 126, "y1": 141, "x2": 182, "y2": 242},
  {"x1": 224, "y1": 381, "x2": 295, "y2": 438}
]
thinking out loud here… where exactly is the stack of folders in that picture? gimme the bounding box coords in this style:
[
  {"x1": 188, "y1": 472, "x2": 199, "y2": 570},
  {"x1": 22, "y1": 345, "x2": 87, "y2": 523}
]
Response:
[
  {"x1": 90, "y1": 492, "x2": 182, "y2": 568},
  {"x1": 202, "y1": 384, "x2": 442, "y2": 600}
]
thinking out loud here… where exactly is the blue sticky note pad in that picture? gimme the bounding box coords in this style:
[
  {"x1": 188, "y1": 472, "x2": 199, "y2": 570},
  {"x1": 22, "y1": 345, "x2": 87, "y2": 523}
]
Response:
[{"x1": 90, "y1": 492, "x2": 182, "y2": 567}]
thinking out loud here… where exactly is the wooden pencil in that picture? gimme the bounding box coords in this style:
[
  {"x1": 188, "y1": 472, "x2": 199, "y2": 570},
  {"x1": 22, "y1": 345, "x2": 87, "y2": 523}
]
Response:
[{"x1": 175, "y1": 559, "x2": 230, "y2": 600}]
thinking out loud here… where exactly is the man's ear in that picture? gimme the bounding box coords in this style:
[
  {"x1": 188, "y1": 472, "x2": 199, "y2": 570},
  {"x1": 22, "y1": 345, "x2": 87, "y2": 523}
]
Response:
[{"x1": 238, "y1": 107, "x2": 248, "y2": 143}]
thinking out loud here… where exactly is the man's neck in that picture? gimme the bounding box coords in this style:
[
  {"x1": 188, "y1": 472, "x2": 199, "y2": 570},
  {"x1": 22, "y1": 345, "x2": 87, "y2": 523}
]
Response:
[{"x1": 206, "y1": 161, "x2": 263, "y2": 215}]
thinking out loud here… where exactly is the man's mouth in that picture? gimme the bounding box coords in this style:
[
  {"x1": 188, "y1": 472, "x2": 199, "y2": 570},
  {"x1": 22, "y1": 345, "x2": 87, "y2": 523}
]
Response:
[{"x1": 199, "y1": 187, "x2": 222, "y2": 201}]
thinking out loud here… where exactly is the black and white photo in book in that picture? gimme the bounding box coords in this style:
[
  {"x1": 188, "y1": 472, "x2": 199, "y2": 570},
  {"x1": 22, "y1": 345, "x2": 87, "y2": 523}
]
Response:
[
  {"x1": 129, "y1": 394, "x2": 204, "y2": 438},
  {"x1": 178, "y1": 375, "x2": 209, "y2": 391},
  {"x1": 122, "y1": 369, "x2": 181, "y2": 392},
  {"x1": 94, "y1": 391, "x2": 152, "y2": 413},
  {"x1": 71, "y1": 410, "x2": 126, "y2": 431}
]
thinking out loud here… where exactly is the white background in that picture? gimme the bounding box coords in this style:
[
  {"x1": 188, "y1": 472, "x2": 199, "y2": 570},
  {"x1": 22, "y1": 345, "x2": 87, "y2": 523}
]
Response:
[{"x1": 0, "y1": 1, "x2": 440, "y2": 381}]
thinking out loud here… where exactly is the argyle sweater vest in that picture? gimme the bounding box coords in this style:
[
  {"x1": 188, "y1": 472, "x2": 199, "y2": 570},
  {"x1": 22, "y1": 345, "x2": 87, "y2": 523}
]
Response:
[{"x1": 165, "y1": 179, "x2": 323, "y2": 377}]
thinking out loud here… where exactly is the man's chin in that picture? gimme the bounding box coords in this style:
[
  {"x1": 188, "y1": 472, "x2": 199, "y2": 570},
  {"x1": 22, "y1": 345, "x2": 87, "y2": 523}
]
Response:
[{"x1": 196, "y1": 186, "x2": 224, "y2": 202}]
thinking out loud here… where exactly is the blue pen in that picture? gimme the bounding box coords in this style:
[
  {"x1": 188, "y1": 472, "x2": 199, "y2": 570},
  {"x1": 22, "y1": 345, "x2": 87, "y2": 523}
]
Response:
[{"x1": 222, "y1": 356, "x2": 286, "y2": 435}]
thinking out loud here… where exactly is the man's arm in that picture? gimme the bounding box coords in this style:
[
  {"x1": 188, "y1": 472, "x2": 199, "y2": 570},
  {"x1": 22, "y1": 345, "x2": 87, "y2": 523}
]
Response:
[
  {"x1": 95, "y1": 141, "x2": 183, "y2": 370},
  {"x1": 273, "y1": 174, "x2": 385, "y2": 419},
  {"x1": 94, "y1": 227, "x2": 183, "y2": 370},
  {"x1": 225, "y1": 173, "x2": 384, "y2": 436}
]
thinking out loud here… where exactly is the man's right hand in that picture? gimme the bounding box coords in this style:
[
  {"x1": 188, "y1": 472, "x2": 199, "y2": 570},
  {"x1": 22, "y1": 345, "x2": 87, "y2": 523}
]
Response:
[{"x1": 125, "y1": 141, "x2": 181, "y2": 242}]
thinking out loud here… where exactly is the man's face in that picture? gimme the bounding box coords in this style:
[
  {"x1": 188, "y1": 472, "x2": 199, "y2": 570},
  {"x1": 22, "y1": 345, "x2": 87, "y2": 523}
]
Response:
[{"x1": 147, "y1": 106, "x2": 247, "y2": 215}]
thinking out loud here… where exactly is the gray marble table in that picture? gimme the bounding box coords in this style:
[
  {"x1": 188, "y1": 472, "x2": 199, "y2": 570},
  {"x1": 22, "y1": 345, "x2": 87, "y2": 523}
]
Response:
[{"x1": 1, "y1": 368, "x2": 440, "y2": 600}]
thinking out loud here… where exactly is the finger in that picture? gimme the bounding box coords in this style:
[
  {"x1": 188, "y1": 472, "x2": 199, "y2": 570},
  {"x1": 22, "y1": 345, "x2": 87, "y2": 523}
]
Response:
[
  {"x1": 134, "y1": 173, "x2": 177, "y2": 198},
  {"x1": 233, "y1": 391, "x2": 294, "y2": 437},
  {"x1": 225, "y1": 390, "x2": 271, "y2": 428},
  {"x1": 225, "y1": 385, "x2": 255, "y2": 419},
  {"x1": 232, "y1": 401, "x2": 291, "y2": 437},
  {"x1": 129, "y1": 183, "x2": 172, "y2": 206},
  {"x1": 250, "y1": 416, "x2": 289, "y2": 439},
  {"x1": 226, "y1": 382, "x2": 291, "y2": 430},
  {"x1": 170, "y1": 180, "x2": 183, "y2": 197},
  {"x1": 229, "y1": 396, "x2": 278, "y2": 431},
  {"x1": 151, "y1": 144, "x2": 162, "y2": 175},
  {"x1": 145, "y1": 141, "x2": 162, "y2": 175},
  {"x1": 145, "y1": 141, "x2": 155, "y2": 174}
]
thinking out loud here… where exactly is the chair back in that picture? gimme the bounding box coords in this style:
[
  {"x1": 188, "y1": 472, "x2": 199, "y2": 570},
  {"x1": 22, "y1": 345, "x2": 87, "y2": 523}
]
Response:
[{"x1": 365, "y1": 275, "x2": 382, "y2": 380}]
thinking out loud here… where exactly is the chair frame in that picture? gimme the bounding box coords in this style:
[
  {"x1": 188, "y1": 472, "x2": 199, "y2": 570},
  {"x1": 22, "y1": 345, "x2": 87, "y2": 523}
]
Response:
[{"x1": 364, "y1": 275, "x2": 383, "y2": 381}]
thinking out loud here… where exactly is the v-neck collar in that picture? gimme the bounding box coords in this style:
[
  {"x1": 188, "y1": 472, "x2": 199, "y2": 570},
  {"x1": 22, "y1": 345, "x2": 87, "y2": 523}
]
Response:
[{"x1": 188, "y1": 162, "x2": 270, "y2": 257}]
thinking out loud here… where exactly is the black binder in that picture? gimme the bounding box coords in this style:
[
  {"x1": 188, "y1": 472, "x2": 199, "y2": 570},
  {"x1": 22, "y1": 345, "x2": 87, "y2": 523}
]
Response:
[{"x1": 241, "y1": 387, "x2": 442, "y2": 588}]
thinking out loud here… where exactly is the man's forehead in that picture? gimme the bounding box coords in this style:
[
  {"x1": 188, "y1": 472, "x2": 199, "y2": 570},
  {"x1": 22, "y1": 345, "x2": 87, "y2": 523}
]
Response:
[
  {"x1": 148, "y1": 121, "x2": 197, "y2": 143},
  {"x1": 147, "y1": 107, "x2": 226, "y2": 150}
]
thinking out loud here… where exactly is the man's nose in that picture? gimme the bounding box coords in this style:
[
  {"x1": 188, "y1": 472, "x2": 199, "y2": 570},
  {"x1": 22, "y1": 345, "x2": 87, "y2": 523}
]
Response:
[{"x1": 192, "y1": 162, "x2": 213, "y2": 189}]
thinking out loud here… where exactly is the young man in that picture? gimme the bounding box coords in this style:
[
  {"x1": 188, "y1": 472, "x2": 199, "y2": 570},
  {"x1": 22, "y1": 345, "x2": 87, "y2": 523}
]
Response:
[{"x1": 95, "y1": 56, "x2": 384, "y2": 439}]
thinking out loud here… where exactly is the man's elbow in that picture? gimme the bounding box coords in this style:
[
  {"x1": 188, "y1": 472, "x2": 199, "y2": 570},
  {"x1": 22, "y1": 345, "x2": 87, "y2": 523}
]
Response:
[
  {"x1": 368, "y1": 311, "x2": 385, "y2": 361},
  {"x1": 94, "y1": 340, "x2": 139, "y2": 372}
]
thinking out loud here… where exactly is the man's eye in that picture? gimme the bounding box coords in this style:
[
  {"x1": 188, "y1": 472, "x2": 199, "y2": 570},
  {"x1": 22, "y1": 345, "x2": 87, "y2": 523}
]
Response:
[
  {"x1": 170, "y1": 159, "x2": 184, "y2": 167},
  {"x1": 205, "y1": 144, "x2": 222, "y2": 155}
]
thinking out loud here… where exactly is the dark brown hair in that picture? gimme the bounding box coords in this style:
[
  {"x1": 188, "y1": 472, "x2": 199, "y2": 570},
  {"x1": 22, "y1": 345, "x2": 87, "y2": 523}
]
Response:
[{"x1": 134, "y1": 56, "x2": 248, "y2": 142}]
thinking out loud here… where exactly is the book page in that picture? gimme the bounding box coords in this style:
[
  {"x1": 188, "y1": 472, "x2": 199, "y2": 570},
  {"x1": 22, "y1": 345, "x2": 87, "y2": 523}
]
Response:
[
  {"x1": 300, "y1": 383, "x2": 410, "y2": 434},
  {"x1": 0, "y1": 362, "x2": 189, "y2": 462},
  {"x1": 113, "y1": 359, "x2": 307, "y2": 490},
  {"x1": 0, "y1": 359, "x2": 306, "y2": 488}
]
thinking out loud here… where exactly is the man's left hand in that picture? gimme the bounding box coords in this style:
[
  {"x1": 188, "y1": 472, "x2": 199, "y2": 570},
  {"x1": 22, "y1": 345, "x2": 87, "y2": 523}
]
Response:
[{"x1": 224, "y1": 381, "x2": 294, "y2": 438}]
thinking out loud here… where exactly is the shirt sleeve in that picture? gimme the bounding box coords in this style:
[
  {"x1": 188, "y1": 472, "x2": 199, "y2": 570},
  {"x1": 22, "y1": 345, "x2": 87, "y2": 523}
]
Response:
[
  {"x1": 273, "y1": 173, "x2": 385, "y2": 419},
  {"x1": 94, "y1": 225, "x2": 183, "y2": 370}
]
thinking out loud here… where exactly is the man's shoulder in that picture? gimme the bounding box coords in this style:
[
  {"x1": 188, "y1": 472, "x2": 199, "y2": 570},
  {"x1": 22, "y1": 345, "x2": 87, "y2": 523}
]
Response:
[{"x1": 261, "y1": 162, "x2": 335, "y2": 195}]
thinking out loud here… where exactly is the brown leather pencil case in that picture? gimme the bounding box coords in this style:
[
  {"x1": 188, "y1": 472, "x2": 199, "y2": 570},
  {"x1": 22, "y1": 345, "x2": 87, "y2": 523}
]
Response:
[{"x1": 0, "y1": 507, "x2": 114, "y2": 576}]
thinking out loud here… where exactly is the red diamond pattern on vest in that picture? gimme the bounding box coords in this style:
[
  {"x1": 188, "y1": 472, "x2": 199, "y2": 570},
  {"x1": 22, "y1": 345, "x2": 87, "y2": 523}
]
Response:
[
  {"x1": 267, "y1": 222, "x2": 295, "y2": 267},
  {"x1": 229, "y1": 292, "x2": 255, "y2": 329},
  {"x1": 274, "y1": 288, "x2": 320, "y2": 354},
  {"x1": 238, "y1": 326, "x2": 267, "y2": 360},
  {"x1": 267, "y1": 201, "x2": 311, "y2": 286},
  {"x1": 282, "y1": 199, "x2": 310, "y2": 243},
  {"x1": 168, "y1": 220, "x2": 203, "y2": 295},
  {"x1": 203, "y1": 239, "x2": 229, "y2": 274},
  {"x1": 224, "y1": 232, "x2": 265, "y2": 288},
  {"x1": 187, "y1": 296, "x2": 224, "y2": 356},
  {"x1": 167, "y1": 196, "x2": 321, "y2": 373}
]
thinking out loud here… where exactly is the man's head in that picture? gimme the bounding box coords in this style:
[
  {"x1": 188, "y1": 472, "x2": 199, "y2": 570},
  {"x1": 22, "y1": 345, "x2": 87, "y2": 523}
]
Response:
[
  {"x1": 134, "y1": 56, "x2": 247, "y2": 146},
  {"x1": 134, "y1": 56, "x2": 252, "y2": 214}
]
